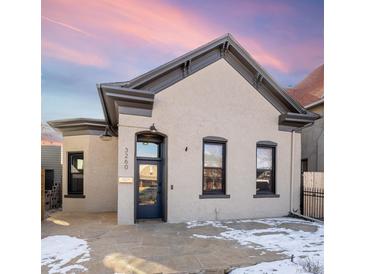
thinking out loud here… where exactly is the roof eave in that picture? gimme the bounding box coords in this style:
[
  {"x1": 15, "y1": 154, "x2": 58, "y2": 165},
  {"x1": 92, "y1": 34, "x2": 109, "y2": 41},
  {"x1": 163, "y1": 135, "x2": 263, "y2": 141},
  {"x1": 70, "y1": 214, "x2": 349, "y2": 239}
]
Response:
[
  {"x1": 278, "y1": 112, "x2": 320, "y2": 130},
  {"x1": 98, "y1": 84, "x2": 155, "y2": 134},
  {"x1": 48, "y1": 118, "x2": 109, "y2": 137}
]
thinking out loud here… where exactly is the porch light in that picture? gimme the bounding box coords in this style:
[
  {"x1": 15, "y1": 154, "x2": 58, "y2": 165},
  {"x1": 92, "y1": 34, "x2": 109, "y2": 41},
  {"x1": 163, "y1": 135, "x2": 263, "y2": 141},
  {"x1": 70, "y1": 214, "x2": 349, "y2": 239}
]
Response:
[
  {"x1": 149, "y1": 123, "x2": 157, "y2": 132},
  {"x1": 100, "y1": 127, "x2": 112, "y2": 141}
]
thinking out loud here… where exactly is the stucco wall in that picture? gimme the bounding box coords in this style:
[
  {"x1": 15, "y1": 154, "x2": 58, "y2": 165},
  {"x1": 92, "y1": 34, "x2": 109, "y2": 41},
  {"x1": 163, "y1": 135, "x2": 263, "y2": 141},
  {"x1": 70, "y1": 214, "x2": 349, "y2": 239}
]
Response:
[
  {"x1": 118, "y1": 59, "x2": 301, "y2": 224},
  {"x1": 62, "y1": 135, "x2": 118, "y2": 212}
]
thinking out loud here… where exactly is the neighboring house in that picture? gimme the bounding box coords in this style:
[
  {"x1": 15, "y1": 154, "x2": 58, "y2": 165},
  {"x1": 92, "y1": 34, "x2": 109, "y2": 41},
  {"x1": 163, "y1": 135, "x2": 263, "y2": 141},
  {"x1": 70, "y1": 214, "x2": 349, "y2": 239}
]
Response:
[
  {"x1": 49, "y1": 34, "x2": 318, "y2": 224},
  {"x1": 41, "y1": 124, "x2": 63, "y2": 210},
  {"x1": 287, "y1": 65, "x2": 324, "y2": 172}
]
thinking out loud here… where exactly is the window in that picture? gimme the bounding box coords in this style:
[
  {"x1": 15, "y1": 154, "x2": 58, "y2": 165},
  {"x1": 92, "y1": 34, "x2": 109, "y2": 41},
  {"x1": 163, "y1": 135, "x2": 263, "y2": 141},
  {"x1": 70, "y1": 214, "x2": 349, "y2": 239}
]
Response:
[
  {"x1": 203, "y1": 138, "x2": 226, "y2": 195},
  {"x1": 136, "y1": 142, "x2": 160, "y2": 158},
  {"x1": 45, "y1": 169, "x2": 54, "y2": 191},
  {"x1": 256, "y1": 142, "x2": 276, "y2": 195},
  {"x1": 68, "y1": 152, "x2": 84, "y2": 195}
]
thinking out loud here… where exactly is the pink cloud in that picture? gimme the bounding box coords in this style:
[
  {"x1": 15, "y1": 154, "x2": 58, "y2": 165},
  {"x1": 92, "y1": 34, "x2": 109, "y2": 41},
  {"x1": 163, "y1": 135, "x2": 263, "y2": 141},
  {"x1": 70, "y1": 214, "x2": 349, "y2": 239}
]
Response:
[
  {"x1": 237, "y1": 36, "x2": 290, "y2": 73},
  {"x1": 109, "y1": 0, "x2": 216, "y2": 49},
  {"x1": 267, "y1": 39, "x2": 323, "y2": 73},
  {"x1": 42, "y1": 0, "x2": 299, "y2": 73},
  {"x1": 42, "y1": 39, "x2": 108, "y2": 67}
]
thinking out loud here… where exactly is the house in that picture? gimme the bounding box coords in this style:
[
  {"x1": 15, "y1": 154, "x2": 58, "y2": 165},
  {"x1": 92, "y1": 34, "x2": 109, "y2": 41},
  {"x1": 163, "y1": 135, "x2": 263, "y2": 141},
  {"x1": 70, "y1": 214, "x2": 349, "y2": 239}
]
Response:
[
  {"x1": 41, "y1": 124, "x2": 63, "y2": 210},
  {"x1": 287, "y1": 65, "x2": 324, "y2": 172},
  {"x1": 49, "y1": 34, "x2": 318, "y2": 224}
]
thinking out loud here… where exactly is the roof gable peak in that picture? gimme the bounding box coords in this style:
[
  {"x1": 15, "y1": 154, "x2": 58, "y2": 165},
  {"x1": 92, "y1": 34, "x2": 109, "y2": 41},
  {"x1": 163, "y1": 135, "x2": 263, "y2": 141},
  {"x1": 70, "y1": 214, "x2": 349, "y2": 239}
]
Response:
[{"x1": 97, "y1": 34, "x2": 317, "y2": 132}]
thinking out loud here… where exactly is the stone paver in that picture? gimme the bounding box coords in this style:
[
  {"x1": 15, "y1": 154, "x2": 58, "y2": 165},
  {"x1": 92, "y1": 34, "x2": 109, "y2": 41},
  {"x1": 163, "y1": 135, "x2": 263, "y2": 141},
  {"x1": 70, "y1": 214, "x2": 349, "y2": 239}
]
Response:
[{"x1": 42, "y1": 211, "x2": 317, "y2": 274}]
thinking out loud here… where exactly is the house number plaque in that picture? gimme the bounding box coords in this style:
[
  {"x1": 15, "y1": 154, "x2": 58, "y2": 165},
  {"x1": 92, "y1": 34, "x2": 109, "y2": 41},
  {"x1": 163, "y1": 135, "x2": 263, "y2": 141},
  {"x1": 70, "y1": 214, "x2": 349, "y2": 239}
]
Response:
[{"x1": 119, "y1": 177, "x2": 133, "y2": 184}]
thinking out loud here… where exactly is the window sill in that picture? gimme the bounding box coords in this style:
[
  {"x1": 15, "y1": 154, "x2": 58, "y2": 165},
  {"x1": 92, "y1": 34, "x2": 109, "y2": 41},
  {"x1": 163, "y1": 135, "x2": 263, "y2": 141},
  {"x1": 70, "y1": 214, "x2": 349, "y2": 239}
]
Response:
[
  {"x1": 253, "y1": 194, "x2": 280, "y2": 198},
  {"x1": 199, "y1": 194, "x2": 230, "y2": 199},
  {"x1": 64, "y1": 194, "x2": 85, "y2": 199}
]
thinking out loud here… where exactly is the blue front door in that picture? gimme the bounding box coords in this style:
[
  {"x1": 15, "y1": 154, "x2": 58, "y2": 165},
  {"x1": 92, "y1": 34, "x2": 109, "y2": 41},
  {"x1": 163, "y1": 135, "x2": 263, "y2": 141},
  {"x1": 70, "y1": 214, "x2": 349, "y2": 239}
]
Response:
[{"x1": 137, "y1": 161, "x2": 162, "y2": 219}]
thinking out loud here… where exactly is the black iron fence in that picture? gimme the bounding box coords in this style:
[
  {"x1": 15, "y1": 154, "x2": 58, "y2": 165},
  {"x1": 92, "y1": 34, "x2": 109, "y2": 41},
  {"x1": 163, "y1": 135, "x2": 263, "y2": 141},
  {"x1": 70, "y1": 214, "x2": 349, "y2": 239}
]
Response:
[
  {"x1": 301, "y1": 187, "x2": 324, "y2": 220},
  {"x1": 300, "y1": 172, "x2": 324, "y2": 220}
]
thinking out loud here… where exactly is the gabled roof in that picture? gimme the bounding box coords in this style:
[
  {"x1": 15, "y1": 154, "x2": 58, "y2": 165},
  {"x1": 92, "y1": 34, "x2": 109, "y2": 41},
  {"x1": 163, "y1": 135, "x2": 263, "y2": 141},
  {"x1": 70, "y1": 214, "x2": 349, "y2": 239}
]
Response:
[
  {"x1": 98, "y1": 33, "x2": 318, "y2": 135},
  {"x1": 49, "y1": 34, "x2": 319, "y2": 136}
]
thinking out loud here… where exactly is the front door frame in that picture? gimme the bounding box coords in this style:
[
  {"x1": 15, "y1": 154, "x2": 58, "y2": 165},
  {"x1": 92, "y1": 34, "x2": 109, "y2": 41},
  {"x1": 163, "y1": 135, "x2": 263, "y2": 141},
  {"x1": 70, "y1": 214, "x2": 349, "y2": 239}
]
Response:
[
  {"x1": 136, "y1": 159, "x2": 162, "y2": 219},
  {"x1": 134, "y1": 131, "x2": 168, "y2": 223}
]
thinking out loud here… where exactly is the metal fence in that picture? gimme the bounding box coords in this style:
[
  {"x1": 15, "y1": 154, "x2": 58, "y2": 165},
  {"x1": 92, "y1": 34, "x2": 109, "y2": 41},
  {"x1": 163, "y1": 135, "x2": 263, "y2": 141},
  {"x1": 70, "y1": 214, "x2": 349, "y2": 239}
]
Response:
[
  {"x1": 41, "y1": 168, "x2": 45, "y2": 221},
  {"x1": 301, "y1": 172, "x2": 324, "y2": 220}
]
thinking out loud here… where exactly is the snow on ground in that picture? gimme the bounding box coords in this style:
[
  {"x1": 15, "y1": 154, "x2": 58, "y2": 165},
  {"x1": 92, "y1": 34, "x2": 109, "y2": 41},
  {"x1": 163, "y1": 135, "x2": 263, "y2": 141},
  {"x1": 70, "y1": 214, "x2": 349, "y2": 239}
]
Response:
[
  {"x1": 230, "y1": 258, "x2": 314, "y2": 274},
  {"x1": 41, "y1": 235, "x2": 90, "y2": 274},
  {"x1": 187, "y1": 217, "x2": 323, "y2": 274}
]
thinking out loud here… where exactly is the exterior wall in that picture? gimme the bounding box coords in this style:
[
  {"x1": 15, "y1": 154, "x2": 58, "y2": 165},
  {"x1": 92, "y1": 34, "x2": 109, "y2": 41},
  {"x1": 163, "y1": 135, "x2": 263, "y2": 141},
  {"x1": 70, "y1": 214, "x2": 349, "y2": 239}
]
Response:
[
  {"x1": 62, "y1": 135, "x2": 118, "y2": 212},
  {"x1": 301, "y1": 117, "x2": 324, "y2": 172},
  {"x1": 118, "y1": 59, "x2": 301, "y2": 224},
  {"x1": 41, "y1": 145, "x2": 62, "y2": 209}
]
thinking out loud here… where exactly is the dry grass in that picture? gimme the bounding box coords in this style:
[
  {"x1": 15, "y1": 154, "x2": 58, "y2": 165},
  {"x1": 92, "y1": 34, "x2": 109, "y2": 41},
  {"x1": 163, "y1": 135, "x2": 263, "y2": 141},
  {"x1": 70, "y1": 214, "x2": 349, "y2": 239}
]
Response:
[{"x1": 300, "y1": 258, "x2": 323, "y2": 274}]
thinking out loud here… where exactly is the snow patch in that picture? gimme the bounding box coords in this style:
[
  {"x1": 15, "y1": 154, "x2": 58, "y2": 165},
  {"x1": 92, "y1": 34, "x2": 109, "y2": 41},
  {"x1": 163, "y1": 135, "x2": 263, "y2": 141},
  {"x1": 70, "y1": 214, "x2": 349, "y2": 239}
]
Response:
[
  {"x1": 192, "y1": 234, "x2": 225, "y2": 240},
  {"x1": 230, "y1": 259, "x2": 314, "y2": 274},
  {"x1": 41, "y1": 235, "x2": 90, "y2": 274},
  {"x1": 187, "y1": 218, "x2": 323, "y2": 273},
  {"x1": 186, "y1": 220, "x2": 230, "y2": 229}
]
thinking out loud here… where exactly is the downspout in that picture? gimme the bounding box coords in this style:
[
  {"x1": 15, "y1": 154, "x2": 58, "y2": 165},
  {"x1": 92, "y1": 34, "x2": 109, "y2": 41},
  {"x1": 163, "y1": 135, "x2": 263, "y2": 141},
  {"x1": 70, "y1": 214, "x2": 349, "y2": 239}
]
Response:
[
  {"x1": 289, "y1": 130, "x2": 295, "y2": 212},
  {"x1": 289, "y1": 128, "x2": 323, "y2": 223}
]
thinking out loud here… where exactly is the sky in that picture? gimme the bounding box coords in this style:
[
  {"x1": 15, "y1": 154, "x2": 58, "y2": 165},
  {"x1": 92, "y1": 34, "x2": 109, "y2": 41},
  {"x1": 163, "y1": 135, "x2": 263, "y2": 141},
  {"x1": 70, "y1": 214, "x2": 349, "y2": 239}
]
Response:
[{"x1": 42, "y1": 0, "x2": 323, "y2": 122}]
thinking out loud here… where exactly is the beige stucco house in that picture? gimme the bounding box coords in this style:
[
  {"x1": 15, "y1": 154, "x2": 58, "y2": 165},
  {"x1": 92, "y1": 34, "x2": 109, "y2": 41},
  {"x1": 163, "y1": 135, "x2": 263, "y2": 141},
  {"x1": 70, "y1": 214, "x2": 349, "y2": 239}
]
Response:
[{"x1": 49, "y1": 34, "x2": 319, "y2": 225}]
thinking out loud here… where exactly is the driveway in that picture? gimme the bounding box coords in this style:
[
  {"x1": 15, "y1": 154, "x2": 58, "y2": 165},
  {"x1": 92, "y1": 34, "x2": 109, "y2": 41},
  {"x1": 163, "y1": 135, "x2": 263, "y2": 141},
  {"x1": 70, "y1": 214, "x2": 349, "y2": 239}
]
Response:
[{"x1": 41, "y1": 212, "x2": 323, "y2": 274}]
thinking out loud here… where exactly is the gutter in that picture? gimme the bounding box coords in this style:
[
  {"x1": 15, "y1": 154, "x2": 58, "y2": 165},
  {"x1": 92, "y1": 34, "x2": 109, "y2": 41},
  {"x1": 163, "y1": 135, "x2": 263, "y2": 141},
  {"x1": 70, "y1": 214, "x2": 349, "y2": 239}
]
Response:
[
  {"x1": 97, "y1": 84, "x2": 118, "y2": 136},
  {"x1": 304, "y1": 98, "x2": 324, "y2": 109},
  {"x1": 289, "y1": 130, "x2": 295, "y2": 212}
]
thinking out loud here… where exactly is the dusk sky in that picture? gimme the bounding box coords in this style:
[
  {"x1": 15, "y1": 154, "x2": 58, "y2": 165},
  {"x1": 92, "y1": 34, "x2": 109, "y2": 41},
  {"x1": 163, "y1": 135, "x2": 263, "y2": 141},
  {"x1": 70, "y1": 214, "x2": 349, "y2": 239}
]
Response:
[{"x1": 42, "y1": 0, "x2": 323, "y2": 122}]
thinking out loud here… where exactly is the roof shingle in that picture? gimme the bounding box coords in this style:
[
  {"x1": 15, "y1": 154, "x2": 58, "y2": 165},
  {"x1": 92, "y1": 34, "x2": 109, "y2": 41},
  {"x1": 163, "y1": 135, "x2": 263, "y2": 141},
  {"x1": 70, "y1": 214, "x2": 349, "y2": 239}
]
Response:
[{"x1": 287, "y1": 64, "x2": 324, "y2": 107}]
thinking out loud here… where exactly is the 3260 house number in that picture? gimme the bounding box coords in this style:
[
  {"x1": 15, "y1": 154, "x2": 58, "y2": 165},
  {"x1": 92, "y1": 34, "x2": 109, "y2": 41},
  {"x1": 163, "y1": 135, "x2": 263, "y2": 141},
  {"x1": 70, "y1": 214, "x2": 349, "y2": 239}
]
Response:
[{"x1": 123, "y1": 147, "x2": 128, "y2": 169}]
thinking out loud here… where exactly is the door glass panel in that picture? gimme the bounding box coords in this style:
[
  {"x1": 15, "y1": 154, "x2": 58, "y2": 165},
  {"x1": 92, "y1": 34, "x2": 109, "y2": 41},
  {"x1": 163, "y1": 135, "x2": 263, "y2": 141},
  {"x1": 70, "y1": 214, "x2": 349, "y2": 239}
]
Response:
[
  {"x1": 136, "y1": 142, "x2": 159, "y2": 158},
  {"x1": 138, "y1": 164, "x2": 158, "y2": 205}
]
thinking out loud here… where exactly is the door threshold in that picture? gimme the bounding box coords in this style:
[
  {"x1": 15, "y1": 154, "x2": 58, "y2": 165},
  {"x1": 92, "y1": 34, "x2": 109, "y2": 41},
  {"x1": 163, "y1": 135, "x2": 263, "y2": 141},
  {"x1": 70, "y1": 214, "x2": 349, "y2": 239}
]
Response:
[{"x1": 136, "y1": 218, "x2": 163, "y2": 224}]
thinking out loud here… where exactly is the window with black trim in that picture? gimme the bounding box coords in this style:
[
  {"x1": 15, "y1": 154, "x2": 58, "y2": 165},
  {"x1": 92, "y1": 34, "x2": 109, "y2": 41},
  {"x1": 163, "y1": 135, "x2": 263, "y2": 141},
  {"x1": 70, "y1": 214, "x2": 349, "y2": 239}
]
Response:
[
  {"x1": 203, "y1": 138, "x2": 226, "y2": 195},
  {"x1": 256, "y1": 142, "x2": 276, "y2": 195},
  {"x1": 45, "y1": 169, "x2": 54, "y2": 191},
  {"x1": 68, "y1": 152, "x2": 84, "y2": 195}
]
